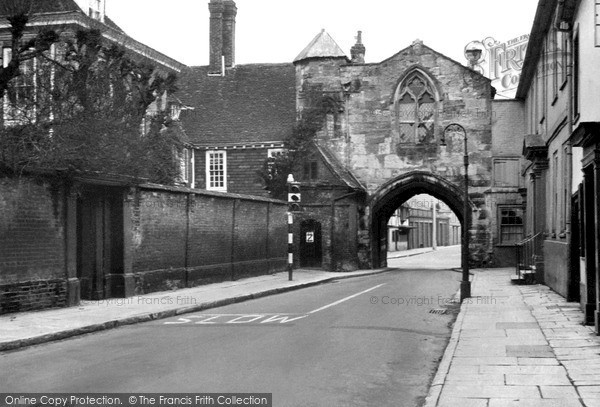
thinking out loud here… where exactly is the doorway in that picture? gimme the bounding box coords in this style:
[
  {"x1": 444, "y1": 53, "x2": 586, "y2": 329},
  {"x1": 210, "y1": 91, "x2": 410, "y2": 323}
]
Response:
[
  {"x1": 76, "y1": 186, "x2": 124, "y2": 300},
  {"x1": 300, "y1": 219, "x2": 322, "y2": 268}
]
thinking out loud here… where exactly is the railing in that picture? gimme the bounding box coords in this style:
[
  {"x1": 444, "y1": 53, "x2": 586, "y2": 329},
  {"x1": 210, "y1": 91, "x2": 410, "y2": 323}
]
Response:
[{"x1": 514, "y1": 233, "x2": 543, "y2": 283}]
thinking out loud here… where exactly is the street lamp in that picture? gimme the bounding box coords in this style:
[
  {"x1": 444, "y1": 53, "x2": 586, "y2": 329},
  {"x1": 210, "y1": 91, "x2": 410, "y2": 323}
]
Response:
[{"x1": 441, "y1": 124, "x2": 471, "y2": 301}]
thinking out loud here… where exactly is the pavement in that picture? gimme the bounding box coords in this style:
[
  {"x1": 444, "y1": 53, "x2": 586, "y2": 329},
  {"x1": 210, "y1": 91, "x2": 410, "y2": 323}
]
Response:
[{"x1": 424, "y1": 268, "x2": 600, "y2": 407}]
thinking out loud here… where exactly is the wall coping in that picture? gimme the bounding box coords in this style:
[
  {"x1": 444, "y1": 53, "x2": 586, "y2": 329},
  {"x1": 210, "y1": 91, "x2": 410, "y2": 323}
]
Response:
[{"x1": 138, "y1": 183, "x2": 287, "y2": 205}]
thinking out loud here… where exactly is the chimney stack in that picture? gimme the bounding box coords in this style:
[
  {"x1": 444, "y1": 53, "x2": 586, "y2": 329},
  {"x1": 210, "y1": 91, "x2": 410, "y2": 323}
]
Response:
[
  {"x1": 222, "y1": 0, "x2": 237, "y2": 68},
  {"x1": 350, "y1": 31, "x2": 366, "y2": 64},
  {"x1": 208, "y1": 0, "x2": 236, "y2": 72}
]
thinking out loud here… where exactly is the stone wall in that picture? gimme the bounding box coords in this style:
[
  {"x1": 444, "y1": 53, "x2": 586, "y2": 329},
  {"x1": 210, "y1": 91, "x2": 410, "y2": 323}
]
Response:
[{"x1": 294, "y1": 40, "x2": 511, "y2": 267}]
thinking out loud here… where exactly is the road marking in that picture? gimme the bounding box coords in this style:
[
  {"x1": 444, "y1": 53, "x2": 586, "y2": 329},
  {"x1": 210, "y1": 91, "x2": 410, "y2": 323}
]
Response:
[
  {"x1": 163, "y1": 313, "x2": 308, "y2": 325},
  {"x1": 260, "y1": 314, "x2": 308, "y2": 323},
  {"x1": 162, "y1": 284, "x2": 386, "y2": 325},
  {"x1": 307, "y1": 283, "x2": 386, "y2": 314}
]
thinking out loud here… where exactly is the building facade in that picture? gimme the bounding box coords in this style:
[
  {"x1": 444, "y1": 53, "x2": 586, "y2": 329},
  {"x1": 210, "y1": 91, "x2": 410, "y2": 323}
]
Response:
[
  {"x1": 516, "y1": 0, "x2": 600, "y2": 333},
  {"x1": 293, "y1": 30, "x2": 525, "y2": 270},
  {"x1": 387, "y1": 195, "x2": 461, "y2": 252},
  {"x1": 178, "y1": 0, "x2": 528, "y2": 272}
]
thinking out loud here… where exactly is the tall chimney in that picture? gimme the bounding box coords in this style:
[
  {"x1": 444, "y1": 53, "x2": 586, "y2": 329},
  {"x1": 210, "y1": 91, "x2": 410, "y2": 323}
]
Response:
[
  {"x1": 350, "y1": 31, "x2": 366, "y2": 64},
  {"x1": 222, "y1": 0, "x2": 237, "y2": 68},
  {"x1": 209, "y1": 0, "x2": 225, "y2": 72}
]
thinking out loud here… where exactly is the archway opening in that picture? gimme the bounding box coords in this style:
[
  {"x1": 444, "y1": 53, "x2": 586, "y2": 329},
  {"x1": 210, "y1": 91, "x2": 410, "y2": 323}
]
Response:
[
  {"x1": 370, "y1": 171, "x2": 473, "y2": 268},
  {"x1": 387, "y1": 193, "x2": 461, "y2": 256}
]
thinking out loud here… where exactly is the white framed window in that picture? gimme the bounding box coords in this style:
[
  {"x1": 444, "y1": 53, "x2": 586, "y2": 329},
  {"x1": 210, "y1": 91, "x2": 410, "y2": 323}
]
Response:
[
  {"x1": 267, "y1": 148, "x2": 286, "y2": 158},
  {"x1": 499, "y1": 207, "x2": 524, "y2": 245},
  {"x1": 3, "y1": 48, "x2": 37, "y2": 125},
  {"x1": 206, "y1": 150, "x2": 227, "y2": 191},
  {"x1": 88, "y1": 0, "x2": 105, "y2": 22},
  {"x1": 266, "y1": 148, "x2": 287, "y2": 180},
  {"x1": 170, "y1": 104, "x2": 181, "y2": 121},
  {"x1": 180, "y1": 148, "x2": 190, "y2": 183}
]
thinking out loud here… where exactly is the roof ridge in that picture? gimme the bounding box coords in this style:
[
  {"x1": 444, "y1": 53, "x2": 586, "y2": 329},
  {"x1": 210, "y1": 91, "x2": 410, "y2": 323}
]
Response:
[{"x1": 294, "y1": 29, "x2": 348, "y2": 63}]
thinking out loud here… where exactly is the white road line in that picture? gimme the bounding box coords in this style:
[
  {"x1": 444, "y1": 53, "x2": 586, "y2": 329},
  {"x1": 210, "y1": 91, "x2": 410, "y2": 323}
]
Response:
[{"x1": 307, "y1": 283, "x2": 386, "y2": 314}]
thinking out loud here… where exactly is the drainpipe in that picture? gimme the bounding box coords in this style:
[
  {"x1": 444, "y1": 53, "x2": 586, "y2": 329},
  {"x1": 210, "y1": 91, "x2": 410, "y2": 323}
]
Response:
[{"x1": 330, "y1": 190, "x2": 360, "y2": 271}]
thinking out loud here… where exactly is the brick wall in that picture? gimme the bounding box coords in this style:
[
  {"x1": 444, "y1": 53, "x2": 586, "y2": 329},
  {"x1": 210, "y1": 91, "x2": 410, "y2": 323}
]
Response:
[
  {"x1": 0, "y1": 177, "x2": 67, "y2": 314},
  {"x1": 0, "y1": 177, "x2": 288, "y2": 313},
  {"x1": 194, "y1": 147, "x2": 271, "y2": 197},
  {"x1": 130, "y1": 184, "x2": 287, "y2": 294}
]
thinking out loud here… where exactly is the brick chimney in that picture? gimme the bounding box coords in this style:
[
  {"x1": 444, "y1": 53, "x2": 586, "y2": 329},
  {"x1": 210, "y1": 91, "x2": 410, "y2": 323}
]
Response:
[
  {"x1": 222, "y1": 0, "x2": 237, "y2": 68},
  {"x1": 208, "y1": 0, "x2": 236, "y2": 72},
  {"x1": 350, "y1": 31, "x2": 366, "y2": 64}
]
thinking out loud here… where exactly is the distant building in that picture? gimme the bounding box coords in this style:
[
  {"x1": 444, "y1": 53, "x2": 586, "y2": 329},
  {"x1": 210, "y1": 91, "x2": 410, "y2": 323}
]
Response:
[{"x1": 387, "y1": 196, "x2": 461, "y2": 252}]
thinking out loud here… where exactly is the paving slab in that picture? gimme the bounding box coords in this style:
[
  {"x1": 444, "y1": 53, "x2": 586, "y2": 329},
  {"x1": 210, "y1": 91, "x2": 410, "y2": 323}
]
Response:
[{"x1": 423, "y1": 267, "x2": 600, "y2": 407}]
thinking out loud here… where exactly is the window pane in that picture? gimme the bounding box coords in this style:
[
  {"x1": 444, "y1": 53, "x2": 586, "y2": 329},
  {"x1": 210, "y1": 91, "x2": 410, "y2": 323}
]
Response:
[
  {"x1": 500, "y1": 208, "x2": 524, "y2": 244},
  {"x1": 397, "y1": 93, "x2": 415, "y2": 121},
  {"x1": 417, "y1": 122, "x2": 434, "y2": 144},
  {"x1": 208, "y1": 151, "x2": 225, "y2": 189},
  {"x1": 398, "y1": 123, "x2": 414, "y2": 143}
]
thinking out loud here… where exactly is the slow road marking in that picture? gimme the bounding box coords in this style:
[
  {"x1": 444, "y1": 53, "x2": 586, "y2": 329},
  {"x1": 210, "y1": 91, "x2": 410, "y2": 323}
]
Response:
[{"x1": 163, "y1": 313, "x2": 308, "y2": 325}]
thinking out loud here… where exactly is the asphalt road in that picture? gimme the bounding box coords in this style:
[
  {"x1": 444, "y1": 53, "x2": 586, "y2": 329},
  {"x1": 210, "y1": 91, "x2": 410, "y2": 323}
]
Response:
[{"x1": 1, "y1": 247, "x2": 461, "y2": 407}]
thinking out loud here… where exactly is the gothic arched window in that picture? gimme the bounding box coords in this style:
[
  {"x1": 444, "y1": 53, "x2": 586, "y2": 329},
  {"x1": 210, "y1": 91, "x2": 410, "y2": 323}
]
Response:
[{"x1": 396, "y1": 73, "x2": 437, "y2": 144}]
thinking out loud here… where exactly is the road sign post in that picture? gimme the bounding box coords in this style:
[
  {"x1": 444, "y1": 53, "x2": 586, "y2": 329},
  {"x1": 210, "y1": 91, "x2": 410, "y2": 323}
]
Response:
[{"x1": 287, "y1": 174, "x2": 301, "y2": 281}]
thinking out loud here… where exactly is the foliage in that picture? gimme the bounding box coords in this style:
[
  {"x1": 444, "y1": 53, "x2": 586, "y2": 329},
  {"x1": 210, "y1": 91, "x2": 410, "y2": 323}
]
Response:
[
  {"x1": 0, "y1": 5, "x2": 58, "y2": 98},
  {"x1": 257, "y1": 89, "x2": 341, "y2": 199},
  {"x1": 0, "y1": 18, "x2": 183, "y2": 184}
]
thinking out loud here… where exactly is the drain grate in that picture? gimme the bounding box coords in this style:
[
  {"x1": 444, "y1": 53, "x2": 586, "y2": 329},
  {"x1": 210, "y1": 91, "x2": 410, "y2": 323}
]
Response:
[{"x1": 429, "y1": 308, "x2": 448, "y2": 315}]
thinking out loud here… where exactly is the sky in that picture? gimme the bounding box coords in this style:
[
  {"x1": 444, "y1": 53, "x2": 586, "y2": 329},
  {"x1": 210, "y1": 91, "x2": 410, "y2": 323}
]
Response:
[{"x1": 98, "y1": 0, "x2": 540, "y2": 67}]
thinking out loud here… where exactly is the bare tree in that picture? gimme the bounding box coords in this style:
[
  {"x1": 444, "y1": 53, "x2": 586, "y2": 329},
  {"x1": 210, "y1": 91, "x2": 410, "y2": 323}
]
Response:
[
  {"x1": 0, "y1": 0, "x2": 58, "y2": 97},
  {"x1": 0, "y1": 20, "x2": 183, "y2": 183}
]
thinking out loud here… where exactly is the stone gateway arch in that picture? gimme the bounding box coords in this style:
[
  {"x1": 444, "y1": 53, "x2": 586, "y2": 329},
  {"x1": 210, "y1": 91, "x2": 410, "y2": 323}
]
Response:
[
  {"x1": 369, "y1": 171, "x2": 476, "y2": 268},
  {"x1": 292, "y1": 33, "x2": 524, "y2": 271}
]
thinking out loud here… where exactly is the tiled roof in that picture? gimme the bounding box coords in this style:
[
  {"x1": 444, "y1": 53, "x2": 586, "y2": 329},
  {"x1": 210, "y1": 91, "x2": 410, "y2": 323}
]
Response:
[
  {"x1": 0, "y1": 0, "x2": 80, "y2": 14},
  {"x1": 0, "y1": 0, "x2": 125, "y2": 33},
  {"x1": 314, "y1": 142, "x2": 366, "y2": 191},
  {"x1": 294, "y1": 29, "x2": 348, "y2": 63},
  {"x1": 177, "y1": 64, "x2": 297, "y2": 145}
]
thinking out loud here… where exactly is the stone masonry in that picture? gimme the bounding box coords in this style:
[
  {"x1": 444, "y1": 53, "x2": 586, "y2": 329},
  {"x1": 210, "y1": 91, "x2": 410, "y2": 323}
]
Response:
[{"x1": 293, "y1": 35, "x2": 522, "y2": 268}]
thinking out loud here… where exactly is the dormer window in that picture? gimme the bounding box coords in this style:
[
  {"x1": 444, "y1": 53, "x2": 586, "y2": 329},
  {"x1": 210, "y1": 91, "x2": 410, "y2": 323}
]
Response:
[{"x1": 88, "y1": 0, "x2": 105, "y2": 22}]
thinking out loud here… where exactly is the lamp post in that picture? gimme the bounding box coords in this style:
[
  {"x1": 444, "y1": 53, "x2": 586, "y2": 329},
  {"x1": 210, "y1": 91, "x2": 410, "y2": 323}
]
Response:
[{"x1": 442, "y1": 124, "x2": 471, "y2": 301}]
